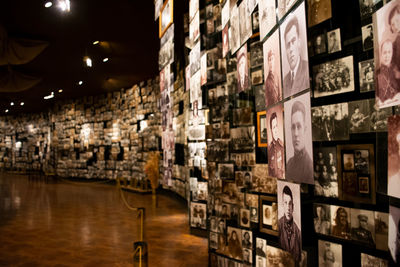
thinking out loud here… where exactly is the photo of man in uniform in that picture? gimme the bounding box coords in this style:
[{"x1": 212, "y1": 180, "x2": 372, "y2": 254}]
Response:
[
  {"x1": 267, "y1": 106, "x2": 285, "y2": 179},
  {"x1": 351, "y1": 210, "x2": 375, "y2": 247}
]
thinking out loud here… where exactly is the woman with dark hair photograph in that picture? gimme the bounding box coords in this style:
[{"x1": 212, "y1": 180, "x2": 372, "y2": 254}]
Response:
[
  {"x1": 332, "y1": 207, "x2": 351, "y2": 239},
  {"x1": 228, "y1": 230, "x2": 243, "y2": 260}
]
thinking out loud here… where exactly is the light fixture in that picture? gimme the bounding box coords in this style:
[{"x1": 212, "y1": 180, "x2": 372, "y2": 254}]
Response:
[
  {"x1": 58, "y1": 0, "x2": 70, "y2": 12},
  {"x1": 93, "y1": 41, "x2": 99, "y2": 45},
  {"x1": 84, "y1": 56, "x2": 92, "y2": 67},
  {"x1": 5, "y1": 109, "x2": 9, "y2": 113},
  {"x1": 20, "y1": 102, "x2": 24, "y2": 106},
  {"x1": 78, "y1": 81, "x2": 83, "y2": 85},
  {"x1": 103, "y1": 58, "x2": 109, "y2": 62},
  {"x1": 44, "y1": 92, "x2": 55, "y2": 100},
  {"x1": 45, "y1": 1, "x2": 53, "y2": 8},
  {"x1": 10, "y1": 102, "x2": 14, "y2": 106},
  {"x1": 58, "y1": 89, "x2": 63, "y2": 93}
]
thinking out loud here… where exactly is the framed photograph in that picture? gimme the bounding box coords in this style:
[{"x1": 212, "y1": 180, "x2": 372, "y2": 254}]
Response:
[
  {"x1": 207, "y1": 140, "x2": 229, "y2": 162},
  {"x1": 218, "y1": 163, "x2": 234, "y2": 180},
  {"x1": 388, "y1": 115, "x2": 400, "y2": 198},
  {"x1": 266, "y1": 104, "x2": 285, "y2": 179},
  {"x1": 255, "y1": 85, "x2": 266, "y2": 111},
  {"x1": 318, "y1": 240, "x2": 342, "y2": 267},
  {"x1": 233, "y1": 107, "x2": 253, "y2": 126},
  {"x1": 222, "y1": 25, "x2": 229, "y2": 58},
  {"x1": 350, "y1": 208, "x2": 375, "y2": 247},
  {"x1": 252, "y1": 164, "x2": 278, "y2": 194},
  {"x1": 242, "y1": 230, "x2": 253, "y2": 250},
  {"x1": 314, "y1": 33, "x2": 327, "y2": 55},
  {"x1": 349, "y1": 99, "x2": 371, "y2": 133},
  {"x1": 159, "y1": 0, "x2": 174, "y2": 38},
  {"x1": 227, "y1": 226, "x2": 243, "y2": 260},
  {"x1": 311, "y1": 103, "x2": 349, "y2": 141},
  {"x1": 210, "y1": 232, "x2": 218, "y2": 249},
  {"x1": 237, "y1": 44, "x2": 250, "y2": 92},
  {"x1": 252, "y1": 10, "x2": 260, "y2": 32},
  {"x1": 257, "y1": 111, "x2": 268, "y2": 147},
  {"x1": 251, "y1": 69, "x2": 263, "y2": 85},
  {"x1": 308, "y1": 0, "x2": 332, "y2": 27},
  {"x1": 361, "y1": 253, "x2": 388, "y2": 267},
  {"x1": 259, "y1": 195, "x2": 279, "y2": 236},
  {"x1": 389, "y1": 205, "x2": 400, "y2": 263},
  {"x1": 189, "y1": 11, "x2": 200, "y2": 43},
  {"x1": 280, "y1": 2, "x2": 310, "y2": 99},
  {"x1": 240, "y1": 208, "x2": 251, "y2": 228},
  {"x1": 230, "y1": 126, "x2": 255, "y2": 152},
  {"x1": 250, "y1": 41, "x2": 263, "y2": 68},
  {"x1": 314, "y1": 203, "x2": 332, "y2": 235},
  {"x1": 201, "y1": 53, "x2": 207, "y2": 86},
  {"x1": 312, "y1": 55, "x2": 355, "y2": 98},
  {"x1": 256, "y1": 238, "x2": 267, "y2": 259},
  {"x1": 277, "y1": 0, "x2": 296, "y2": 20},
  {"x1": 374, "y1": 211, "x2": 389, "y2": 251},
  {"x1": 221, "y1": 0, "x2": 229, "y2": 28},
  {"x1": 327, "y1": 28, "x2": 342, "y2": 53},
  {"x1": 190, "y1": 202, "x2": 207, "y2": 229},
  {"x1": 337, "y1": 144, "x2": 376, "y2": 204},
  {"x1": 239, "y1": 0, "x2": 252, "y2": 45},
  {"x1": 362, "y1": 24, "x2": 374, "y2": 51},
  {"x1": 189, "y1": 0, "x2": 199, "y2": 22},
  {"x1": 313, "y1": 146, "x2": 339, "y2": 198},
  {"x1": 331, "y1": 205, "x2": 351, "y2": 240},
  {"x1": 266, "y1": 245, "x2": 295, "y2": 267},
  {"x1": 359, "y1": 0, "x2": 375, "y2": 20},
  {"x1": 229, "y1": 5, "x2": 241, "y2": 54},
  {"x1": 259, "y1": 0, "x2": 276, "y2": 40},
  {"x1": 369, "y1": 98, "x2": 392, "y2": 132},
  {"x1": 359, "y1": 59, "x2": 375, "y2": 93}
]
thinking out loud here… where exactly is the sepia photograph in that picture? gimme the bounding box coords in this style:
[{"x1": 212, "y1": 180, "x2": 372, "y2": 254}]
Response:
[
  {"x1": 375, "y1": 211, "x2": 389, "y2": 251},
  {"x1": 250, "y1": 41, "x2": 263, "y2": 68},
  {"x1": 252, "y1": 164, "x2": 278, "y2": 194},
  {"x1": 311, "y1": 103, "x2": 349, "y2": 141},
  {"x1": 266, "y1": 104, "x2": 285, "y2": 179},
  {"x1": 230, "y1": 126, "x2": 255, "y2": 152},
  {"x1": 318, "y1": 240, "x2": 342, "y2": 267},
  {"x1": 361, "y1": 253, "x2": 388, "y2": 267},
  {"x1": 189, "y1": 0, "x2": 199, "y2": 22},
  {"x1": 189, "y1": 10, "x2": 200, "y2": 43},
  {"x1": 359, "y1": 59, "x2": 375, "y2": 92},
  {"x1": 239, "y1": 0, "x2": 253, "y2": 45},
  {"x1": 252, "y1": 10, "x2": 259, "y2": 32},
  {"x1": 237, "y1": 44, "x2": 250, "y2": 92},
  {"x1": 210, "y1": 232, "x2": 219, "y2": 249},
  {"x1": 242, "y1": 230, "x2": 252, "y2": 249},
  {"x1": 263, "y1": 29, "x2": 283, "y2": 107},
  {"x1": 277, "y1": 0, "x2": 296, "y2": 20},
  {"x1": 328, "y1": 28, "x2": 342, "y2": 53},
  {"x1": 207, "y1": 140, "x2": 230, "y2": 162},
  {"x1": 159, "y1": 0, "x2": 174, "y2": 38},
  {"x1": 266, "y1": 245, "x2": 295, "y2": 267},
  {"x1": 314, "y1": 33, "x2": 327, "y2": 55},
  {"x1": 190, "y1": 202, "x2": 207, "y2": 229},
  {"x1": 314, "y1": 146, "x2": 339, "y2": 198},
  {"x1": 229, "y1": 5, "x2": 241, "y2": 54},
  {"x1": 190, "y1": 41, "x2": 201, "y2": 76},
  {"x1": 233, "y1": 107, "x2": 253, "y2": 126},
  {"x1": 277, "y1": 180, "x2": 301, "y2": 262},
  {"x1": 222, "y1": 25, "x2": 229, "y2": 58},
  {"x1": 257, "y1": 111, "x2": 268, "y2": 147},
  {"x1": 389, "y1": 205, "x2": 400, "y2": 264},
  {"x1": 331, "y1": 205, "x2": 351, "y2": 240},
  {"x1": 255, "y1": 85, "x2": 266, "y2": 111},
  {"x1": 201, "y1": 53, "x2": 208, "y2": 86},
  {"x1": 388, "y1": 115, "x2": 400, "y2": 198},
  {"x1": 256, "y1": 238, "x2": 267, "y2": 258},
  {"x1": 349, "y1": 99, "x2": 371, "y2": 133},
  {"x1": 240, "y1": 209, "x2": 251, "y2": 228},
  {"x1": 221, "y1": 0, "x2": 229, "y2": 28},
  {"x1": 314, "y1": 203, "x2": 332, "y2": 235},
  {"x1": 373, "y1": 0, "x2": 400, "y2": 108},
  {"x1": 360, "y1": 0, "x2": 376, "y2": 20},
  {"x1": 227, "y1": 226, "x2": 243, "y2": 260},
  {"x1": 369, "y1": 98, "x2": 392, "y2": 132},
  {"x1": 313, "y1": 55, "x2": 355, "y2": 98},
  {"x1": 284, "y1": 92, "x2": 314, "y2": 184},
  {"x1": 250, "y1": 207, "x2": 258, "y2": 223},
  {"x1": 231, "y1": 152, "x2": 256, "y2": 167},
  {"x1": 308, "y1": 0, "x2": 332, "y2": 27},
  {"x1": 280, "y1": 2, "x2": 310, "y2": 99},
  {"x1": 260, "y1": 195, "x2": 279, "y2": 235},
  {"x1": 350, "y1": 208, "x2": 375, "y2": 247},
  {"x1": 259, "y1": 0, "x2": 276, "y2": 40},
  {"x1": 219, "y1": 163, "x2": 234, "y2": 180},
  {"x1": 362, "y1": 24, "x2": 374, "y2": 51},
  {"x1": 251, "y1": 69, "x2": 263, "y2": 85}
]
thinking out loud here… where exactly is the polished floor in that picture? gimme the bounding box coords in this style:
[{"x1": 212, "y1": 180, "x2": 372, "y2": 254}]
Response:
[{"x1": 0, "y1": 173, "x2": 208, "y2": 267}]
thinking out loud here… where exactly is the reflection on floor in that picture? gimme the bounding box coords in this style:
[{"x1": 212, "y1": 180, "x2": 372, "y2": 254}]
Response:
[{"x1": 0, "y1": 173, "x2": 208, "y2": 266}]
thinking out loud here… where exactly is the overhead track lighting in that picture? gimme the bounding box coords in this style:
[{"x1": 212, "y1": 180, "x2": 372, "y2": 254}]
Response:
[{"x1": 45, "y1": 2, "x2": 53, "y2": 8}]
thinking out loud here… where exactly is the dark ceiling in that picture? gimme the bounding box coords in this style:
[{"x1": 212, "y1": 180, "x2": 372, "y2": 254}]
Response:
[{"x1": 0, "y1": 0, "x2": 160, "y2": 115}]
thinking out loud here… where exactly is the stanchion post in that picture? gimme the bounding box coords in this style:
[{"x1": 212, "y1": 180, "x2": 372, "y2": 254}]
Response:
[{"x1": 137, "y1": 207, "x2": 145, "y2": 242}]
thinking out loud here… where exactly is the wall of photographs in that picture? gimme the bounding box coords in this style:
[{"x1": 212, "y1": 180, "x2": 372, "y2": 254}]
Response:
[{"x1": 171, "y1": 0, "x2": 400, "y2": 266}]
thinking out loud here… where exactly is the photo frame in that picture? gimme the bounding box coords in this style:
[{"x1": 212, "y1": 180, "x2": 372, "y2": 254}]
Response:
[
  {"x1": 337, "y1": 144, "x2": 376, "y2": 204},
  {"x1": 257, "y1": 111, "x2": 268, "y2": 147},
  {"x1": 259, "y1": 195, "x2": 278, "y2": 236},
  {"x1": 159, "y1": 0, "x2": 174, "y2": 38}
]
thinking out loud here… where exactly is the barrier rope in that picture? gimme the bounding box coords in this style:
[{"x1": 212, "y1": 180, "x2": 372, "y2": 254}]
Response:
[{"x1": 58, "y1": 177, "x2": 113, "y2": 185}]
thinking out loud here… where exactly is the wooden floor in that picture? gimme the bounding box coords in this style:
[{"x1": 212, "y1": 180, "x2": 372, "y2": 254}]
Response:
[{"x1": 0, "y1": 173, "x2": 208, "y2": 267}]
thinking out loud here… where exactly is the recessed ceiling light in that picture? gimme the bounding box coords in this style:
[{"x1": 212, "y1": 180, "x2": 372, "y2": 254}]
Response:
[
  {"x1": 78, "y1": 81, "x2": 83, "y2": 85},
  {"x1": 58, "y1": 0, "x2": 70, "y2": 12},
  {"x1": 5, "y1": 109, "x2": 9, "y2": 113},
  {"x1": 20, "y1": 102, "x2": 24, "y2": 106},
  {"x1": 58, "y1": 89, "x2": 63, "y2": 93},
  {"x1": 45, "y1": 1, "x2": 53, "y2": 8},
  {"x1": 93, "y1": 41, "x2": 100, "y2": 45},
  {"x1": 10, "y1": 102, "x2": 14, "y2": 106},
  {"x1": 103, "y1": 58, "x2": 109, "y2": 62},
  {"x1": 84, "y1": 56, "x2": 92, "y2": 67}
]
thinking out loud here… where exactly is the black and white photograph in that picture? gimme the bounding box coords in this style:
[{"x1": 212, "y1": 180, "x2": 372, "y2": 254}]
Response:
[
  {"x1": 308, "y1": 0, "x2": 332, "y2": 27},
  {"x1": 250, "y1": 41, "x2": 263, "y2": 68},
  {"x1": 230, "y1": 126, "x2": 255, "y2": 152},
  {"x1": 189, "y1": 10, "x2": 200, "y2": 43},
  {"x1": 354, "y1": 149, "x2": 369, "y2": 174},
  {"x1": 284, "y1": 92, "x2": 314, "y2": 184},
  {"x1": 266, "y1": 245, "x2": 295, "y2": 267},
  {"x1": 237, "y1": 44, "x2": 250, "y2": 92},
  {"x1": 251, "y1": 69, "x2": 263, "y2": 85},
  {"x1": 256, "y1": 238, "x2": 267, "y2": 258},
  {"x1": 277, "y1": 0, "x2": 296, "y2": 20},
  {"x1": 361, "y1": 253, "x2": 388, "y2": 267},
  {"x1": 343, "y1": 153, "x2": 355, "y2": 170},
  {"x1": 243, "y1": 248, "x2": 252, "y2": 264},
  {"x1": 239, "y1": 0, "x2": 252, "y2": 45},
  {"x1": 221, "y1": 0, "x2": 229, "y2": 28},
  {"x1": 277, "y1": 180, "x2": 301, "y2": 262},
  {"x1": 266, "y1": 104, "x2": 285, "y2": 179},
  {"x1": 213, "y1": 4, "x2": 222, "y2": 32},
  {"x1": 314, "y1": 147, "x2": 339, "y2": 198},
  {"x1": 252, "y1": 164, "x2": 278, "y2": 194},
  {"x1": 210, "y1": 232, "x2": 219, "y2": 249},
  {"x1": 359, "y1": 59, "x2": 375, "y2": 92},
  {"x1": 314, "y1": 203, "x2": 332, "y2": 235},
  {"x1": 318, "y1": 240, "x2": 342, "y2": 267},
  {"x1": 227, "y1": 72, "x2": 237, "y2": 95},
  {"x1": 252, "y1": 10, "x2": 260, "y2": 32},
  {"x1": 312, "y1": 55, "x2": 355, "y2": 98},
  {"x1": 210, "y1": 98, "x2": 229, "y2": 123},
  {"x1": 207, "y1": 140, "x2": 229, "y2": 162},
  {"x1": 327, "y1": 28, "x2": 342, "y2": 53},
  {"x1": 388, "y1": 115, "x2": 400, "y2": 198},
  {"x1": 190, "y1": 41, "x2": 201, "y2": 76},
  {"x1": 229, "y1": 5, "x2": 241, "y2": 54},
  {"x1": 314, "y1": 33, "x2": 326, "y2": 55},
  {"x1": 197, "y1": 182, "x2": 208, "y2": 201},
  {"x1": 227, "y1": 226, "x2": 243, "y2": 260},
  {"x1": 210, "y1": 216, "x2": 218, "y2": 232},
  {"x1": 190, "y1": 202, "x2": 207, "y2": 229},
  {"x1": 389, "y1": 205, "x2": 400, "y2": 263},
  {"x1": 158, "y1": 37, "x2": 174, "y2": 70},
  {"x1": 369, "y1": 99, "x2": 392, "y2": 132},
  {"x1": 280, "y1": 2, "x2": 310, "y2": 99},
  {"x1": 159, "y1": 0, "x2": 173, "y2": 38},
  {"x1": 362, "y1": 24, "x2": 374, "y2": 51},
  {"x1": 250, "y1": 207, "x2": 258, "y2": 223},
  {"x1": 201, "y1": 53, "x2": 207, "y2": 86},
  {"x1": 350, "y1": 209, "x2": 375, "y2": 247},
  {"x1": 257, "y1": 111, "x2": 268, "y2": 147},
  {"x1": 233, "y1": 107, "x2": 253, "y2": 126},
  {"x1": 331, "y1": 205, "x2": 351, "y2": 240},
  {"x1": 263, "y1": 29, "x2": 283, "y2": 107},
  {"x1": 375, "y1": 211, "x2": 389, "y2": 251},
  {"x1": 360, "y1": 0, "x2": 375, "y2": 20},
  {"x1": 260, "y1": 196, "x2": 278, "y2": 235},
  {"x1": 259, "y1": 0, "x2": 276, "y2": 40},
  {"x1": 218, "y1": 163, "x2": 234, "y2": 180},
  {"x1": 349, "y1": 99, "x2": 370, "y2": 133},
  {"x1": 254, "y1": 85, "x2": 266, "y2": 111},
  {"x1": 311, "y1": 103, "x2": 349, "y2": 141},
  {"x1": 240, "y1": 209, "x2": 251, "y2": 228}
]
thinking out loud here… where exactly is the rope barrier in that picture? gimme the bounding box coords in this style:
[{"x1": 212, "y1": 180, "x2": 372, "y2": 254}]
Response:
[{"x1": 58, "y1": 177, "x2": 113, "y2": 185}]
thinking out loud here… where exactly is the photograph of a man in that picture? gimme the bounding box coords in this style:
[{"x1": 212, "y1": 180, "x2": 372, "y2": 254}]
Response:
[
  {"x1": 318, "y1": 240, "x2": 342, "y2": 267},
  {"x1": 389, "y1": 205, "x2": 400, "y2": 264},
  {"x1": 280, "y1": 2, "x2": 310, "y2": 99},
  {"x1": 350, "y1": 209, "x2": 375, "y2": 247},
  {"x1": 277, "y1": 181, "x2": 301, "y2": 262},
  {"x1": 284, "y1": 92, "x2": 314, "y2": 184},
  {"x1": 237, "y1": 44, "x2": 249, "y2": 92},
  {"x1": 263, "y1": 30, "x2": 282, "y2": 107},
  {"x1": 267, "y1": 105, "x2": 285, "y2": 179},
  {"x1": 388, "y1": 115, "x2": 400, "y2": 198},
  {"x1": 308, "y1": 0, "x2": 332, "y2": 27},
  {"x1": 328, "y1": 28, "x2": 341, "y2": 53}
]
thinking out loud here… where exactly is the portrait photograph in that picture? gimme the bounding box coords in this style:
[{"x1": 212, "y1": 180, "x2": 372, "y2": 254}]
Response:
[
  {"x1": 189, "y1": 10, "x2": 200, "y2": 43},
  {"x1": 201, "y1": 53, "x2": 208, "y2": 86},
  {"x1": 314, "y1": 146, "x2": 339, "y2": 198},
  {"x1": 361, "y1": 253, "x2": 388, "y2": 267},
  {"x1": 227, "y1": 226, "x2": 243, "y2": 260},
  {"x1": 373, "y1": 0, "x2": 400, "y2": 108},
  {"x1": 312, "y1": 55, "x2": 355, "y2": 98},
  {"x1": 229, "y1": 5, "x2": 241, "y2": 54},
  {"x1": 190, "y1": 202, "x2": 207, "y2": 229},
  {"x1": 190, "y1": 41, "x2": 201, "y2": 76},
  {"x1": 252, "y1": 10, "x2": 260, "y2": 32},
  {"x1": 218, "y1": 163, "x2": 234, "y2": 180},
  {"x1": 252, "y1": 164, "x2": 278, "y2": 194},
  {"x1": 359, "y1": 59, "x2": 375, "y2": 92},
  {"x1": 256, "y1": 256, "x2": 266, "y2": 267},
  {"x1": 266, "y1": 245, "x2": 295, "y2": 267},
  {"x1": 255, "y1": 85, "x2": 266, "y2": 111},
  {"x1": 280, "y1": 2, "x2": 310, "y2": 99},
  {"x1": 240, "y1": 208, "x2": 251, "y2": 228},
  {"x1": 318, "y1": 240, "x2": 342, "y2": 267},
  {"x1": 221, "y1": 0, "x2": 229, "y2": 28},
  {"x1": 349, "y1": 99, "x2": 371, "y2": 133},
  {"x1": 331, "y1": 205, "x2": 351, "y2": 240},
  {"x1": 251, "y1": 69, "x2": 263, "y2": 85},
  {"x1": 243, "y1": 248, "x2": 252, "y2": 264},
  {"x1": 360, "y1": 0, "x2": 376, "y2": 20},
  {"x1": 277, "y1": 0, "x2": 297, "y2": 20},
  {"x1": 313, "y1": 33, "x2": 327, "y2": 55},
  {"x1": 350, "y1": 208, "x2": 375, "y2": 247},
  {"x1": 239, "y1": 0, "x2": 252, "y2": 45},
  {"x1": 375, "y1": 211, "x2": 389, "y2": 251},
  {"x1": 257, "y1": 111, "x2": 268, "y2": 147},
  {"x1": 314, "y1": 203, "x2": 332, "y2": 235},
  {"x1": 277, "y1": 180, "x2": 302, "y2": 261},
  {"x1": 284, "y1": 92, "x2": 314, "y2": 184},
  {"x1": 327, "y1": 28, "x2": 342, "y2": 53},
  {"x1": 159, "y1": 0, "x2": 174, "y2": 38},
  {"x1": 250, "y1": 207, "x2": 258, "y2": 223},
  {"x1": 210, "y1": 232, "x2": 218, "y2": 250},
  {"x1": 259, "y1": 0, "x2": 277, "y2": 40},
  {"x1": 388, "y1": 115, "x2": 400, "y2": 198},
  {"x1": 233, "y1": 107, "x2": 253, "y2": 126},
  {"x1": 343, "y1": 153, "x2": 355, "y2": 170},
  {"x1": 266, "y1": 104, "x2": 285, "y2": 179},
  {"x1": 362, "y1": 24, "x2": 374, "y2": 51},
  {"x1": 256, "y1": 237, "x2": 267, "y2": 258},
  {"x1": 308, "y1": 0, "x2": 332, "y2": 27},
  {"x1": 245, "y1": 193, "x2": 259, "y2": 208},
  {"x1": 213, "y1": 4, "x2": 222, "y2": 32},
  {"x1": 311, "y1": 103, "x2": 349, "y2": 141},
  {"x1": 368, "y1": 98, "x2": 392, "y2": 132},
  {"x1": 230, "y1": 126, "x2": 255, "y2": 152},
  {"x1": 222, "y1": 25, "x2": 229, "y2": 58},
  {"x1": 389, "y1": 205, "x2": 400, "y2": 264},
  {"x1": 250, "y1": 41, "x2": 263, "y2": 68},
  {"x1": 237, "y1": 44, "x2": 249, "y2": 92},
  {"x1": 263, "y1": 29, "x2": 283, "y2": 107},
  {"x1": 260, "y1": 195, "x2": 279, "y2": 235}
]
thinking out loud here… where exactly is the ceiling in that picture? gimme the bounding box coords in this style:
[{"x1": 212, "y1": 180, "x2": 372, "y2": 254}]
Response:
[{"x1": 0, "y1": 0, "x2": 160, "y2": 115}]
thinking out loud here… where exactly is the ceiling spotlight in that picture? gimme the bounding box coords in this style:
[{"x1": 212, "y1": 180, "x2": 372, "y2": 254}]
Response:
[
  {"x1": 5, "y1": 109, "x2": 8, "y2": 113},
  {"x1": 58, "y1": 89, "x2": 63, "y2": 93},
  {"x1": 84, "y1": 56, "x2": 92, "y2": 67},
  {"x1": 45, "y1": 1, "x2": 53, "y2": 8},
  {"x1": 10, "y1": 102, "x2": 14, "y2": 106},
  {"x1": 58, "y1": 0, "x2": 70, "y2": 12},
  {"x1": 20, "y1": 102, "x2": 24, "y2": 106},
  {"x1": 78, "y1": 81, "x2": 83, "y2": 85},
  {"x1": 93, "y1": 41, "x2": 99, "y2": 45},
  {"x1": 103, "y1": 58, "x2": 109, "y2": 62},
  {"x1": 44, "y1": 92, "x2": 55, "y2": 100}
]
